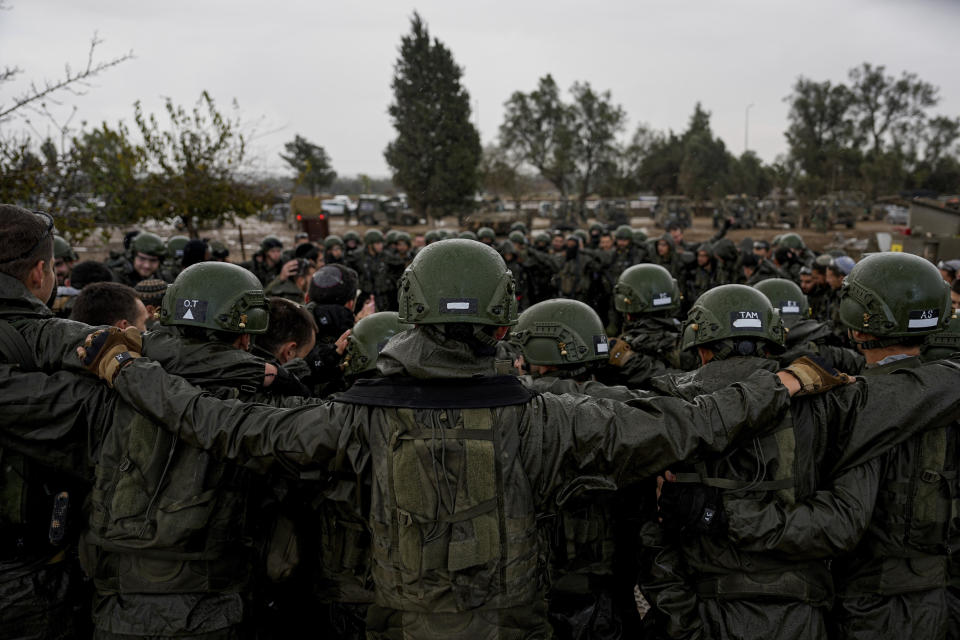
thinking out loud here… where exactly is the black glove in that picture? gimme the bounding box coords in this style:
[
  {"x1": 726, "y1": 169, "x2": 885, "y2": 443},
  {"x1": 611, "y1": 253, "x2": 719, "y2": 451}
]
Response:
[{"x1": 658, "y1": 481, "x2": 727, "y2": 535}]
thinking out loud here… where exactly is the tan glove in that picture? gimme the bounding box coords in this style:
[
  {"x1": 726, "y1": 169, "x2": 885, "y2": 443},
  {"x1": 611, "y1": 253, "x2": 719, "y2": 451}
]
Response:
[
  {"x1": 76, "y1": 327, "x2": 142, "y2": 387},
  {"x1": 780, "y1": 356, "x2": 853, "y2": 396},
  {"x1": 607, "y1": 337, "x2": 634, "y2": 368}
]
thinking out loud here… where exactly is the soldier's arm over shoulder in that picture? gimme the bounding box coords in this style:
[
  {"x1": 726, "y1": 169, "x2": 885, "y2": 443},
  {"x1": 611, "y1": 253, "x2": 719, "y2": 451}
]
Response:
[
  {"x1": 526, "y1": 369, "x2": 790, "y2": 496},
  {"x1": 831, "y1": 358, "x2": 960, "y2": 472},
  {"x1": 112, "y1": 359, "x2": 347, "y2": 474},
  {"x1": 723, "y1": 456, "x2": 881, "y2": 560}
]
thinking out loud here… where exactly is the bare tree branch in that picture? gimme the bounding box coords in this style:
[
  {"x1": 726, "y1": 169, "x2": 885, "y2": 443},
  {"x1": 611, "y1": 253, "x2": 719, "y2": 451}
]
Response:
[{"x1": 0, "y1": 33, "x2": 133, "y2": 122}]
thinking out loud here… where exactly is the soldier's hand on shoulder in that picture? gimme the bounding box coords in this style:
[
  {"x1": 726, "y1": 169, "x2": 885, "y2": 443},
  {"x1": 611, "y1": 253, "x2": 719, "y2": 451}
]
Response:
[
  {"x1": 607, "y1": 337, "x2": 634, "y2": 367},
  {"x1": 780, "y1": 355, "x2": 854, "y2": 396},
  {"x1": 76, "y1": 327, "x2": 142, "y2": 387}
]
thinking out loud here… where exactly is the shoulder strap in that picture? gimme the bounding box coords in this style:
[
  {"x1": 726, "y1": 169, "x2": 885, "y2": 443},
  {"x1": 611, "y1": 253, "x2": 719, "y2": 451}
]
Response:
[
  {"x1": 335, "y1": 375, "x2": 535, "y2": 409},
  {"x1": 0, "y1": 319, "x2": 35, "y2": 368}
]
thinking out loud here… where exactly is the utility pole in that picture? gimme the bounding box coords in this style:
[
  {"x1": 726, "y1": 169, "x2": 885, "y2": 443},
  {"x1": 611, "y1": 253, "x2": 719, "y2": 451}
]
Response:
[{"x1": 745, "y1": 103, "x2": 754, "y2": 154}]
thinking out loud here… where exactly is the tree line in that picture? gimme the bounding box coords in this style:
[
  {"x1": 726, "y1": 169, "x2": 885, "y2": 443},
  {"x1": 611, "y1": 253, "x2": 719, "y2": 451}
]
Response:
[{"x1": 2, "y1": 9, "x2": 958, "y2": 238}]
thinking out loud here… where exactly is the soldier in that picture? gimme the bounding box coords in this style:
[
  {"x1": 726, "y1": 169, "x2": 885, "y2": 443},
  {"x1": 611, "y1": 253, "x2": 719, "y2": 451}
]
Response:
[
  {"x1": 499, "y1": 240, "x2": 531, "y2": 311},
  {"x1": 554, "y1": 234, "x2": 596, "y2": 303},
  {"x1": 163, "y1": 234, "x2": 190, "y2": 281},
  {"x1": 342, "y1": 230, "x2": 362, "y2": 255},
  {"x1": 324, "y1": 235, "x2": 346, "y2": 265},
  {"x1": 830, "y1": 253, "x2": 959, "y2": 639},
  {"x1": 84, "y1": 238, "x2": 838, "y2": 640},
  {"x1": 355, "y1": 229, "x2": 387, "y2": 309},
  {"x1": 651, "y1": 234, "x2": 690, "y2": 291},
  {"x1": 251, "y1": 297, "x2": 317, "y2": 397},
  {"x1": 265, "y1": 257, "x2": 314, "y2": 304},
  {"x1": 458, "y1": 230, "x2": 478, "y2": 241},
  {"x1": 648, "y1": 284, "x2": 883, "y2": 639},
  {"x1": 81, "y1": 261, "x2": 316, "y2": 639},
  {"x1": 686, "y1": 243, "x2": 719, "y2": 303},
  {"x1": 477, "y1": 226, "x2": 497, "y2": 246},
  {"x1": 241, "y1": 235, "x2": 286, "y2": 286},
  {"x1": 603, "y1": 225, "x2": 647, "y2": 330},
  {"x1": 601, "y1": 263, "x2": 689, "y2": 388},
  {"x1": 921, "y1": 315, "x2": 960, "y2": 363},
  {"x1": 302, "y1": 264, "x2": 371, "y2": 397},
  {"x1": 341, "y1": 311, "x2": 411, "y2": 382},
  {"x1": 134, "y1": 278, "x2": 167, "y2": 331},
  {"x1": 754, "y1": 278, "x2": 864, "y2": 373},
  {"x1": 509, "y1": 299, "x2": 644, "y2": 638},
  {"x1": 112, "y1": 231, "x2": 166, "y2": 286},
  {"x1": 53, "y1": 235, "x2": 78, "y2": 287},
  {"x1": 0, "y1": 206, "x2": 113, "y2": 638},
  {"x1": 379, "y1": 231, "x2": 414, "y2": 312},
  {"x1": 51, "y1": 260, "x2": 115, "y2": 319},
  {"x1": 69, "y1": 281, "x2": 149, "y2": 332},
  {"x1": 741, "y1": 250, "x2": 787, "y2": 286}
]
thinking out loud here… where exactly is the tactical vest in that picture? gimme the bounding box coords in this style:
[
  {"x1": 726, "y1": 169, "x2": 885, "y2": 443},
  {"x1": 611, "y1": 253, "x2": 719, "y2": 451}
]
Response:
[
  {"x1": 661, "y1": 359, "x2": 833, "y2": 606},
  {"x1": 369, "y1": 407, "x2": 539, "y2": 612},
  {"x1": 87, "y1": 397, "x2": 251, "y2": 594},
  {"x1": 841, "y1": 359, "x2": 960, "y2": 596}
]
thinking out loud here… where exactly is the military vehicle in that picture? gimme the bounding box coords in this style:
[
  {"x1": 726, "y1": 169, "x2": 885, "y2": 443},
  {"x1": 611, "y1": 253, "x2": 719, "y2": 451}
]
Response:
[
  {"x1": 596, "y1": 199, "x2": 630, "y2": 227},
  {"x1": 653, "y1": 195, "x2": 693, "y2": 228},
  {"x1": 356, "y1": 195, "x2": 420, "y2": 226},
  {"x1": 718, "y1": 195, "x2": 760, "y2": 229},
  {"x1": 290, "y1": 195, "x2": 330, "y2": 241},
  {"x1": 809, "y1": 191, "x2": 866, "y2": 230}
]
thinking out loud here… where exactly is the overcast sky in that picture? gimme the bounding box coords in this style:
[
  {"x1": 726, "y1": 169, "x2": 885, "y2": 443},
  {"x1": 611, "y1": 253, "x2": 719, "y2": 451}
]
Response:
[{"x1": 2, "y1": 0, "x2": 958, "y2": 178}]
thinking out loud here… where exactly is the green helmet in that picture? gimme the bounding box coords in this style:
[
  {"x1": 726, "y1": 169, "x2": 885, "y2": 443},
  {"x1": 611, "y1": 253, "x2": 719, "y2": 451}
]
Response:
[
  {"x1": 573, "y1": 229, "x2": 589, "y2": 243},
  {"x1": 589, "y1": 223, "x2": 604, "y2": 234},
  {"x1": 614, "y1": 264, "x2": 681, "y2": 314},
  {"x1": 166, "y1": 235, "x2": 190, "y2": 259},
  {"x1": 632, "y1": 229, "x2": 648, "y2": 244},
  {"x1": 510, "y1": 299, "x2": 609, "y2": 366},
  {"x1": 498, "y1": 240, "x2": 517, "y2": 257},
  {"x1": 132, "y1": 231, "x2": 166, "y2": 258},
  {"x1": 364, "y1": 229, "x2": 384, "y2": 245},
  {"x1": 614, "y1": 225, "x2": 633, "y2": 241},
  {"x1": 921, "y1": 315, "x2": 960, "y2": 363},
  {"x1": 510, "y1": 221, "x2": 528, "y2": 234},
  {"x1": 160, "y1": 262, "x2": 269, "y2": 334},
  {"x1": 753, "y1": 278, "x2": 810, "y2": 328},
  {"x1": 398, "y1": 239, "x2": 517, "y2": 326},
  {"x1": 458, "y1": 230, "x2": 478, "y2": 241},
  {"x1": 477, "y1": 227, "x2": 496, "y2": 242},
  {"x1": 342, "y1": 311, "x2": 412, "y2": 377},
  {"x1": 53, "y1": 235, "x2": 77, "y2": 262},
  {"x1": 324, "y1": 234, "x2": 344, "y2": 250},
  {"x1": 508, "y1": 230, "x2": 527, "y2": 246},
  {"x1": 209, "y1": 240, "x2": 229, "y2": 260},
  {"x1": 385, "y1": 230, "x2": 399, "y2": 245},
  {"x1": 680, "y1": 284, "x2": 785, "y2": 351},
  {"x1": 343, "y1": 230, "x2": 361, "y2": 245},
  {"x1": 837, "y1": 252, "x2": 950, "y2": 338},
  {"x1": 533, "y1": 231, "x2": 551, "y2": 247},
  {"x1": 260, "y1": 235, "x2": 283, "y2": 252},
  {"x1": 436, "y1": 229, "x2": 452, "y2": 240},
  {"x1": 778, "y1": 233, "x2": 805, "y2": 250},
  {"x1": 425, "y1": 230, "x2": 442, "y2": 244},
  {"x1": 395, "y1": 231, "x2": 412, "y2": 246}
]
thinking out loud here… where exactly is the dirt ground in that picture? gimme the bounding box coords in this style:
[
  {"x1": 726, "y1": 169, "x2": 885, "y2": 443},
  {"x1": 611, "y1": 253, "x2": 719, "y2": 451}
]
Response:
[{"x1": 71, "y1": 212, "x2": 892, "y2": 263}]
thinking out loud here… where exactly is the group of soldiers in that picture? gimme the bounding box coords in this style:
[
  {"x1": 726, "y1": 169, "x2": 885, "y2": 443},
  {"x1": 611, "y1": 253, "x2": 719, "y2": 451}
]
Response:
[{"x1": 2, "y1": 200, "x2": 960, "y2": 640}]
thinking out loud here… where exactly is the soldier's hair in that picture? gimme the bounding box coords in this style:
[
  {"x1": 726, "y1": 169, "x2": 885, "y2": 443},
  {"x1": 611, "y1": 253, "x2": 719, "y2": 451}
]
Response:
[
  {"x1": 70, "y1": 282, "x2": 141, "y2": 328},
  {"x1": 952, "y1": 279, "x2": 960, "y2": 295},
  {"x1": 255, "y1": 298, "x2": 317, "y2": 358},
  {"x1": 69, "y1": 261, "x2": 114, "y2": 289},
  {"x1": 0, "y1": 204, "x2": 56, "y2": 282}
]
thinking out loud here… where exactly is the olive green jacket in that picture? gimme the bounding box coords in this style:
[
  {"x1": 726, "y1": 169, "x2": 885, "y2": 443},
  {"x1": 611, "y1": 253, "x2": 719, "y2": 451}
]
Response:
[{"x1": 108, "y1": 325, "x2": 794, "y2": 637}]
